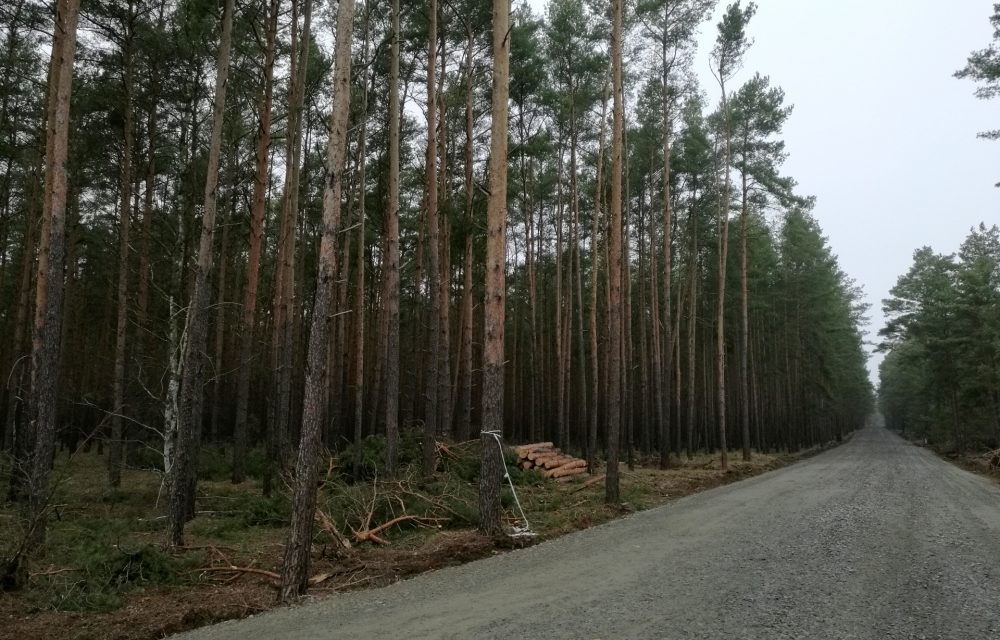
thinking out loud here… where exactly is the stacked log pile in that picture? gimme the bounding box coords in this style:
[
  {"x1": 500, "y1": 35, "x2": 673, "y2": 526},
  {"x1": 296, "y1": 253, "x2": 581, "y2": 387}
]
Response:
[{"x1": 513, "y1": 442, "x2": 589, "y2": 481}]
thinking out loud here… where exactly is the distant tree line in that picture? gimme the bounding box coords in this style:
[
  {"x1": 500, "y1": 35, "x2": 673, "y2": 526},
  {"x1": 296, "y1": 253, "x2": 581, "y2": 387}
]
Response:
[
  {"x1": 884, "y1": 6, "x2": 1000, "y2": 450},
  {"x1": 878, "y1": 224, "x2": 1000, "y2": 451}
]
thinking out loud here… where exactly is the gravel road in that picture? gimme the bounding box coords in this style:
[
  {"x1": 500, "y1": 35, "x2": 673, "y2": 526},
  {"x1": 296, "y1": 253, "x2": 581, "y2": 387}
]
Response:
[{"x1": 174, "y1": 426, "x2": 1000, "y2": 639}]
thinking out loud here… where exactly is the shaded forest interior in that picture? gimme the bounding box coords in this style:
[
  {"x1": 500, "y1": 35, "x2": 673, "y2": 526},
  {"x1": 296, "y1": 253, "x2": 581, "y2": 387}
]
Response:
[{"x1": 0, "y1": 0, "x2": 873, "y2": 610}]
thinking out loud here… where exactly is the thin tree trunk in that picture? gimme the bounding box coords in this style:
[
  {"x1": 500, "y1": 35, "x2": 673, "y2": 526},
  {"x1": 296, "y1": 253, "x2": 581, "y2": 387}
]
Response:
[
  {"x1": 383, "y1": 0, "x2": 401, "y2": 476},
  {"x1": 109, "y1": 7, "x2": 135, "y2": 487},
  {"x1": 588, "y1": 77, "x2": 608, "y2": 474},
  {"x1": 3, "y1": 209, "x2": 35, "y2": 463},
  {"x1": 134, "y1": 1, "x2": 165, "y2": 377},
  {"x1": 437, "y1": 26, "x2": 451, "y2": 440},
  {"x1": 571, "y1": 108, "x2": 587, "y2": 456},
  {"x1": 715, "y1": 80, "x2": 732, "y2": 472},
  {"x1": 457, "y1": 27, "x2": 474, "y2": 442},
  {"x1": 686, "y1": 205, "x2": 698, "y2": 459},
  {"x1": 352, "y1": 3, "x2": 371, "y2": 479},
  {"x1": 233, "y1": 0, "x2": 279, "y2": 484},
  {"x1": 660, "y1": 30, "x2": 673, "y2": 469},
  {"x1": 209, "y1": 158, "x2": 234, "y2": 444},
  {"x1": 169, "y1": 0, "x2": 234, "y2": 546},
  {"x1": 279, "y1": 0, "x2": 354, "y2": 600},
  {"x1": 271, "y1": 0, "x2": 312, "y2": 476},
  {"x1": 739, "y1": 169, "x2": 751, "y2": 461},
  {"x1": 422, "y1": 0, "x2": 440, "y2": 476}
]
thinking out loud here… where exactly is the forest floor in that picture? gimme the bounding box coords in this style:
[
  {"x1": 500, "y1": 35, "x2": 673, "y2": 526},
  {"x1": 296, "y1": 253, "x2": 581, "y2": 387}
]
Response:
[
  {"x1": 909, "y1": 437, "x2": 1000, "y2": 482},
  {"x1": 0, "y1": 439, "x2": 839, "y2": 640}
]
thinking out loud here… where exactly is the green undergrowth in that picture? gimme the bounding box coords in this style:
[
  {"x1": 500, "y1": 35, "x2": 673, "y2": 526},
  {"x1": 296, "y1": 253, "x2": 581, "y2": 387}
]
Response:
[
  {"x1": 2, "y1": 433, "x2": 831, "y2": 617},
  {"x1": 314, "y1": 437, "x2": 549, "y2": 545}
]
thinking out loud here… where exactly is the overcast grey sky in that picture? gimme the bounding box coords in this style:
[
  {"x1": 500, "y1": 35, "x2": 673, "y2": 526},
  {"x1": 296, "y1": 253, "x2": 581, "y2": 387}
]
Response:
[{"x1": 524, "y1": 0, "x2": 1000, "y2": 382}]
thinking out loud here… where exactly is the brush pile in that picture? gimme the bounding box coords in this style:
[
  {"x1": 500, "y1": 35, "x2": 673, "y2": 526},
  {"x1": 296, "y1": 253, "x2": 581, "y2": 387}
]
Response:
[{"x1": 513, "y1": 442, "x2": 589, "y2": 481}]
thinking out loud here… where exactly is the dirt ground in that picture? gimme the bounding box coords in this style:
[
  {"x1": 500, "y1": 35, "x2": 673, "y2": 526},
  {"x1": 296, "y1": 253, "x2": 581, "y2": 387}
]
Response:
[{"x1": 0, "y1": 444, "x2": 832, "y2": 640}]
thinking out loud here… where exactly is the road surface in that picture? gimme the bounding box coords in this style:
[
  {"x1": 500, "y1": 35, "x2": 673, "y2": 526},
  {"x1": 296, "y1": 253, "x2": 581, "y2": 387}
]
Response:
[{"x1": 175, "y1": 426, "x2": 1000, "y2": 639}]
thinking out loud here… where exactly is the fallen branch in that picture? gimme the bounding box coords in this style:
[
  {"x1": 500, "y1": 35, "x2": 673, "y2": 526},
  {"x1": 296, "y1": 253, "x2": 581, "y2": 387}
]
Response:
[
  {"x1": 351, "y1": 515, "x2": 446, "y2": 546},
  {"x1": 29, "y1": 567, "x2": 81, "y2": 578},
  {"x1": 571, "y1": 474, "x2": 606, "y2": 492},
  {"x1": 190, "y1": 565, "x2": 280, "y2": 582},
  {"x1": 308, "y1": 563, "x2": 367, "y2": 586}
]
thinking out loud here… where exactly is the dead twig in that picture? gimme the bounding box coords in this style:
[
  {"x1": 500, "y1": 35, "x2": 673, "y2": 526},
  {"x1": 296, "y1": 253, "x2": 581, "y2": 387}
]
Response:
[
  {"x1": 189, "y1": 565, "x2": 280, "y2": 583},
  {"x1": 29, "y1": 567, "x2": 82, "y2": 578},
  {"x1": 571, "y1": 474, "x2": 606, "y2": 492}
]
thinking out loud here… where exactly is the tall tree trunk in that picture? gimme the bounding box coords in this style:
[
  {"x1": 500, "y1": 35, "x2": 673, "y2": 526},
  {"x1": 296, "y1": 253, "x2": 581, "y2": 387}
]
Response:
[
  {"x1": 649, "y1": 182, "x2": 663, "y2": 458},
  {"x1": 437, "y1": 27, "x2": 451, "y2": 440},
  {"x1": 660, "y1": 28, "x2": 673, "y2": 469},
  {"x1": 352, "y1": 3, "x2": 370, "y2": 478},
  {"x1": 133, "y1": 2, "x2": 165, "y2": 380},
  {"x1": 271, "y1": 0, "x2": 312, "y2": 480},
  {"x1": 739, "y1": 169, "x2": 751, "y2": 461},
  {"x1": 233, "y1": 0, "x2": 278, "y2": 483},
  {"x1": 382, "y1": 0, "x2": 401, "y2": 476},
  {"x1": 623, "y1": 123, "x2": 633, "y2": 466},
  {"x1": 588, "y1": 77, "x2": 608, "y2": 474},
  {"x1": 571, "y1": 108, "x2": 587, "y2": 455},
  {"x1": 554, "y1": 133, "x2": 564, "y2": 449},
  {"x1": 209, "y1": 158, "x2": 234, "y2": 444},
  {"x1": 27, "y1": 0, "x2": 81, "y2": 545},
  {"x1": 422, "y1": 0, "x2": 440, "y2": 476},
  {"x1": 169, "y1": 0, "x2": 234, "y2": 546},
  {"x1": 279, "y1": 0, "x2": 353, "y2": 600},
  {"x1": 715, "y1": 82, "x2": 732, "y2": 472},
  {"x1": 479, "y1": 0, "x2": 509, "y2": 539},
  {"x1": 605, "y1": 0, "x2": 623, "y2": 504},
  {"x1": 685, "y1": 204, "x2": 698, "y2": 459},
  {"x1": 110, "y1": 7, "x2": 136, "y2": 487},
  {"x1": 4, "y1": 209, "x2": 35, "y2": 463},
  {"x1": 457, "y1": 27, "x2": 474, "y2": 442}
]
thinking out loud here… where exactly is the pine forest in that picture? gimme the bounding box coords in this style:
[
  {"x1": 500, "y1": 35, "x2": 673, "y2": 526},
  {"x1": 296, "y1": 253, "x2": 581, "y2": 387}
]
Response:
[{"x1": 0, "y1": 0, "x2": 880, "y2": 627}]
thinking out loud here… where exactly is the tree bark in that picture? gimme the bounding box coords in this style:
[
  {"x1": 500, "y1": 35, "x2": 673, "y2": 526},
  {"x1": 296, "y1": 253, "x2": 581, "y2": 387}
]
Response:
[
  {"x1": 352, "y1": 4, "x2": 371, "y2": 479},
  {"x1": 605, "y1": 0, "x2": 623, "y2": 504},
  {"x1": 209, "y1": 157, "x2": 234, "y2": 444},
  {"x1": 660, "y1": 26, "x2": 673, "y2": 469},
  {"x1": 169, "y1": 0, "x2": 234, "y2": 546},
  {"x1": 27, "y1": 0, "x2": 80, "y2": 544},
  {"x1": 739, "y1": 169, "x2": 751, "y2": 461},
  {"x1": 233, "y1": 0, "x2": 279, "y2": 483},
  {"x1": 588, "y1": 77, "x2": 608, "y2": 474},
  {"x1": 382, "y1": 0, "x2": 401, "y2": 476},
  {"x1": 109, "y1": 5, "x2": 136, "y2": 487},
  {"x1": 457, "y1": 28, "x2": 474, "y2": 442},
  {"x1": 715, "y1": 83, "x2": 732, "y2": 472},
  {"x1": 279, "y1": 0, "x2": 353, "y2": 600},
  {"x1": 422, "y1": 0, "x2": 440, "y2": 476},
  {"x1": 686, "y1": 205, "x2": 698, "y2": 459},
  {"x1": 479, "y1": 0, "x2": 509, "y2": 539},
  {"x1": 271, "y1": 0, "x2": 312, "y2": 483},
  {"x1": 437, "y1": 27, "x2": 451, "y2": 440}
]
